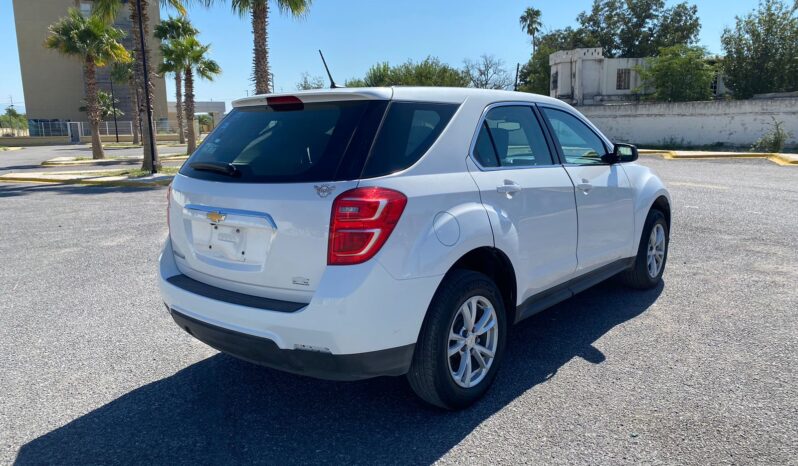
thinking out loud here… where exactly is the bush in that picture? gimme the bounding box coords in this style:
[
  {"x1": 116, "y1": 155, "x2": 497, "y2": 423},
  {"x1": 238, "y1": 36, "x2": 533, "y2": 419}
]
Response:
[{"x1": 751, "y1": 117, "x2": 792, "y2": 153}]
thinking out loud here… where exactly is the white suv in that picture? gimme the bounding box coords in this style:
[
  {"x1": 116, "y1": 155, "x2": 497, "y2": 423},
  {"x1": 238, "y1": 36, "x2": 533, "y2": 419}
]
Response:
[{"x1": 160, "y1": 87, "x2": 671, "y2": 409}]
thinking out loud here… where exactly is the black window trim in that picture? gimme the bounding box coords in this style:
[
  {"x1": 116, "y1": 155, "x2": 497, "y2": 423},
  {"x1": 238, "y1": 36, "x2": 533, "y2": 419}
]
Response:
[
  {"x1": 536, "y1": 103, "x2": 613, "y2": 167},
  {"x1": 467, "y1": 101, "x2": 561, "y2": 172}
]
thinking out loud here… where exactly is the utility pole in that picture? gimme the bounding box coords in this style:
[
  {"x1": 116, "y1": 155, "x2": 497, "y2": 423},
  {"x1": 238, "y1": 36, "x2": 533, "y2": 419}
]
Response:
[{"x1": 135, "y1": 0, "x2": 157, "y2": 174}]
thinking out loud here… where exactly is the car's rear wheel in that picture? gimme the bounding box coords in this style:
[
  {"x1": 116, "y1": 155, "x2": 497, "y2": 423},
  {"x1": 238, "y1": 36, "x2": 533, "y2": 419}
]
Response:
[
  {"x1": 407, "y1": 270, "x2": 507, "y2": 410},
  {"x1": 621, "y1": 209, "x2": 669, "y2": 289}
]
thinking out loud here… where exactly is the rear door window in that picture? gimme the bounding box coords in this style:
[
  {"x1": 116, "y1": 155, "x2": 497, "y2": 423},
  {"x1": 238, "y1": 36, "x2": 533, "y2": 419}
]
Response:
[
  {"x1": 361, "y1": 102, "x2": 458, "y2": 178},
  {"x1": 181, "y1": 100, "x2": 387, "y2": 183},
  {"x1": 472, "y1": 105, "x2": 554, "y2": 168}
]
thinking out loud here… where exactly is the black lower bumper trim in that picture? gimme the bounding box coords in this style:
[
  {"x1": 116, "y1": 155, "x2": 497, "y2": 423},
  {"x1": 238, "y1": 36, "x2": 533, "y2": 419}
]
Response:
[
  {"x1": 166, "y1": 274, "x2": 306, "y2": 313},
  {"x1": 171, "y1": 310, "x2": 415, "y2": 381}
]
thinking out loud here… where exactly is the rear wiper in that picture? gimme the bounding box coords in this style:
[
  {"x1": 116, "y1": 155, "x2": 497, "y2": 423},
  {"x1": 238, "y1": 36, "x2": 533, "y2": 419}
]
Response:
[{"x1": 189, "y1": 162, "x2": 240, "y2": 177}]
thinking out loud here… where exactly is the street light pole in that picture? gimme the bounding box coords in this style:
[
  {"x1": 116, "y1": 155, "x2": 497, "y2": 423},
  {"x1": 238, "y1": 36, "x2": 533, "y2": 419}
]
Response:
[
  {"x1": 108, "y1": 79, "x2": 119, "y2": 143},
  {"x1": 135, "y1": 0, "x2": 157, "y2": 174}
]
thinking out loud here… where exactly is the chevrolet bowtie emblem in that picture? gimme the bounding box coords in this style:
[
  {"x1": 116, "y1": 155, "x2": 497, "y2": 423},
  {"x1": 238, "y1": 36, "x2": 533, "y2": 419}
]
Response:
[{"x1": 206, "y1": 211, "x2": 226, "y2": 223}]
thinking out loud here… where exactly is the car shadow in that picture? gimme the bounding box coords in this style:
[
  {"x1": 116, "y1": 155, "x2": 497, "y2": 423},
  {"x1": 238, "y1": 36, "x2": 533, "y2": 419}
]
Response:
[{"x1": 15, "y1": 280, "x2": 663, "y2": 465}]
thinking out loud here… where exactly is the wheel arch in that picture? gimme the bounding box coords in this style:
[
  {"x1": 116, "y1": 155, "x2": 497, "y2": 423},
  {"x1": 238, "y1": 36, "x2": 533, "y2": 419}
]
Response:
[
  {"x1": 651, "y1": 195, "x2": 671, "y2": 228},
  {"x1": 443, "y1": 246, "x2": 517, "y2": 325}
]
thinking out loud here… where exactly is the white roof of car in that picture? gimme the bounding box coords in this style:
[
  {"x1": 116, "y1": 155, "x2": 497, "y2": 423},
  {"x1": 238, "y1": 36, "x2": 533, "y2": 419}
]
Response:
[{"x1": 232, "y1": 87, "x2": 566, "y2": 108}]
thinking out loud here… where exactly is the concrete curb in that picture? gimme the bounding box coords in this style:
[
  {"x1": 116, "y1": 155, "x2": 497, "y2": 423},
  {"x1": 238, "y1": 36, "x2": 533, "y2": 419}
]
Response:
[
  {"x1": 639, "y1": 150, "x2": 798, "y2": 166},
  {"x1": 0, "y1": 169, "x2": 174, "y2": 187},
  {"x1": 0, "y1": 147, "x2": 24, "y2": 151},
  {"x1": 41, "y1": 154, "x2": 188, "y2": 167}
]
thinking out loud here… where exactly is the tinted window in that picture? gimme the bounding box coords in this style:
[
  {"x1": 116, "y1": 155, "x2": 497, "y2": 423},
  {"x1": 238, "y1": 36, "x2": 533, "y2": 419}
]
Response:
[
  {"x1": 473, "y1": 122, "x2": 499, "y2": 167},
  {"x1": 472, "y1": 106, "x2": 554, "y2": 167},
  {"x1": 361, "y1": 102, "x2": 458, "y2": 178},
  {"x1": 181, "y1": 100, "x2": 386, "y2": 183},
  {"x1": 542, "y1": 108, "x2": 607, "y2": 165}
]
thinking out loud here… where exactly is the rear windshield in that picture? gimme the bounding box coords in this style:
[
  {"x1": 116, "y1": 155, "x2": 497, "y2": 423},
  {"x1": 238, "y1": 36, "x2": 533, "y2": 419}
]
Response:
[{"x1": 180, "y1": 100, "x2": 458, "y2": 183}]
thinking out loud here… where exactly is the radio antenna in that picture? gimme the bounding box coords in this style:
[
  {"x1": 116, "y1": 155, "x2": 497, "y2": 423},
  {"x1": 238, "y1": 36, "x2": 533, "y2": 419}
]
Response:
[
  {"x1": 514, "y1": 63, "x2": 520, "y2": 91},
  {"x1": 318, "y1": 50, "x2": 338, "y2": 89}
]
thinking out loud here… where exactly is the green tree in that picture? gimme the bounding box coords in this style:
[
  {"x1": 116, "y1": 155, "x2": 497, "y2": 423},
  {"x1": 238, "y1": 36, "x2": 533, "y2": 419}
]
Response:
[
  {"x1": 92, "y1": 0, "x2": 190, "y2": 171},
  {"x1": 111, "y1": 61, "x2": 141, "y2": 144},
  {"x1": 296, "y1": 72, "x2": 325, "y2": 90},
  {"x1": 0, "y1": 107, "x2": 27, "y2": 130},
  {"x1": 578, "y1": 0, "x2": 701, "y2": 57},
  {"x1": 155, "y1": 16, "x2": 198, "y2": 144},
  {"x1": 463, "y1": 55, "x2": 513, "y2": 89},
  {"x1": 518, "y1": 27, "x2": 596, "y2": 94},
  {"x1": 45, "y1": 9, "x2": 131, "y2": 159},
  {"x1": 721, "y1": 0, "x2": 798, "y2": 99},
  {"x1": 178, "y1": 36, "x2": 221, "y2": 154},
  {"x1": 519, "y1": 7, "x2": 543, "y2": 55},
  {"x1": 80, "y1": 90, "x2": 124, "y2": 120},
  {"x1": 635, "y1": 45, "x2": 715, "y2": 102},
  {"x1": 346, "y1": 57, "x2": 469, "y2": 87}
]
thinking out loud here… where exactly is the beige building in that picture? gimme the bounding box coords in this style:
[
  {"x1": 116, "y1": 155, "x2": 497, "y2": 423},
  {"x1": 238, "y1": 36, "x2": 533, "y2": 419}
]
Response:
[
  {"x1": 12, "y1": 0, "x2": 168, "y2": 132},
  {"x1": 549, "y1": 47, "x2": 729, "y2": 106}
]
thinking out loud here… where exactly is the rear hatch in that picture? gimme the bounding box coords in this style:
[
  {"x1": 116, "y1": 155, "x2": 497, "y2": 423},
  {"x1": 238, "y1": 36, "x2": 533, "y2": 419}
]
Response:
[{"x1": 168, "y1": 90, "x2": 459, "y2": 302}]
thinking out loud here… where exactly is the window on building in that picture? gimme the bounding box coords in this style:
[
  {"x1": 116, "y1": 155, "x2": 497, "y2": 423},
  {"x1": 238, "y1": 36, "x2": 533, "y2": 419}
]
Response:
[
  {"x1": 551, "y1": 71, "x2": 558, "y2": 91},
  {"x1": 79, "y1": 1, "x2": 93, "y2": 16},
  {"x1": 616, "y1": 69, "x2": 631, "y2": 90}
]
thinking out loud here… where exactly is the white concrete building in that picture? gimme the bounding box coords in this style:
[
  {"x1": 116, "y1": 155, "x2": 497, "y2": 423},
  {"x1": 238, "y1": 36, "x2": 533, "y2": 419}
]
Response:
[
  {"x1": 549, "y1": 48, "x2": 647, "y2": 105},
  {"x1": 549, "y1": 48, "x2": 728, "y2": 106}
]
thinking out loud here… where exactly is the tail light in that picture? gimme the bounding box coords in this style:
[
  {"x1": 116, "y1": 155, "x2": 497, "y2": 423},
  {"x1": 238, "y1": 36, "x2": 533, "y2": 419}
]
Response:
[
  {"x1": 166, "y1": 184, "x2": 172, "y2": 235},
  {"x1": 328, "y1": 187, "x2": 407, "y2": 265}
]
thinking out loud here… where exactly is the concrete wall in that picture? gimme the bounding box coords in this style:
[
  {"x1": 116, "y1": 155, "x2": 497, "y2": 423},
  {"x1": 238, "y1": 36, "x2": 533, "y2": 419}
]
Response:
[{"x1": 578, "y1": 98, "x2": 798, "y2": 148}]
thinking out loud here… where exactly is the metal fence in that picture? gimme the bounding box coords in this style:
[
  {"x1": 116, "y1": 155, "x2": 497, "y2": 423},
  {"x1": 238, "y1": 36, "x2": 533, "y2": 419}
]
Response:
[
  {"x1": 3, "y1": 120, "x2": 199, "y2": 139},
  {"x1": 77, "y1": 120, "x2": 191, "y2": 136}
]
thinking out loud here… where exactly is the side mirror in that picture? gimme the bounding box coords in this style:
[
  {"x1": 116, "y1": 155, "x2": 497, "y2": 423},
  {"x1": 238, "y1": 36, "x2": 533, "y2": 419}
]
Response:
[{"x1": 611, "y1": 143, "x2": 638, "y2": 163}]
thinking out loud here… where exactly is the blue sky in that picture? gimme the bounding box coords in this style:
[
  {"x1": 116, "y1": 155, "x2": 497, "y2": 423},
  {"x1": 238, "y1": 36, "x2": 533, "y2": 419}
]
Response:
[{"x1": 1, "y1": 0, "x2": 758, "y2": 114}]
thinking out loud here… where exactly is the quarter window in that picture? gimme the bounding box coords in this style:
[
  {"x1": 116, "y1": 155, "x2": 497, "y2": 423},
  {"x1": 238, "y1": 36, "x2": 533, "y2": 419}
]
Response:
[
  {"x1": 472, "y1": 106, "x2": 554, "y2": 168},
  {"x1": 541, "y1": 108, "x2": 607, "y2": 165}
]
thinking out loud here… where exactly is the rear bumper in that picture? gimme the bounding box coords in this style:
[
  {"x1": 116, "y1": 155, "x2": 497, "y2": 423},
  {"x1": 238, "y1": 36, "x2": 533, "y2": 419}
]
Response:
[
  {"x1": 159, "y1": 240, "x2": 442, "y2": 379},
  {"x1": 171, "y1": 309, "x2": 414, "y2": 380}
]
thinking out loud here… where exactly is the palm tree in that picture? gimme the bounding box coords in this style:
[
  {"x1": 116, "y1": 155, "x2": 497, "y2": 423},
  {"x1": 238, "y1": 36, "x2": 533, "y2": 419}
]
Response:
[
  {"x1": 155, "y1": 17, "x2": 198, "y2": 144},
  {"x1": 111, "y1": 61, "x2": 141, "y2": 145},
  {"x1": 45, "y1": 9, "x2": 131, "y2": 159},
  {"x1": 80, "y1": 90, "x2": 124, "y2": 121},
  {"x1": 216, "y1": 0, "x2": 311, "y2": 95},
  {"x1": 519, "y1": 7, "x2": 543, "y2": 55},
  {"x1": 178, "y1": 36, "x2": 221, "y2": 153},
  {"x1": 92, "y1": 0, "x2": 189, "y2": 170}
]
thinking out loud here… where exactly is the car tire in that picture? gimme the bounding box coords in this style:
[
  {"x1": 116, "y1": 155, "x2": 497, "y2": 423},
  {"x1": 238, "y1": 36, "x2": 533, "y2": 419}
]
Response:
[
  {"x1": 407, "y1": 269, "x2": 507, "y2": 410},
  {"x1": 621, "y1": 209, "x2": 669, "y2": 289}
]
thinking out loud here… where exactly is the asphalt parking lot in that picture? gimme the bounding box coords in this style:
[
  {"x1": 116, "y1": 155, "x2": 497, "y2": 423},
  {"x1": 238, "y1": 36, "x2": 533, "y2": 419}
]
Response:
[{"x1": 1, "y1": 156, "x2": 796, "y2": 465}]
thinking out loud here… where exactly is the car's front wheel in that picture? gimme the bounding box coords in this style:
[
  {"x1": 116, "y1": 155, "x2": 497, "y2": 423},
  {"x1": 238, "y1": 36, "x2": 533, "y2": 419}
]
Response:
[
  {"x1": 621, "y1": 209, "x2": 669, "y2": 289},
  {"x1": 407, "y1": 270, "x2": 507, "y2": 410}
]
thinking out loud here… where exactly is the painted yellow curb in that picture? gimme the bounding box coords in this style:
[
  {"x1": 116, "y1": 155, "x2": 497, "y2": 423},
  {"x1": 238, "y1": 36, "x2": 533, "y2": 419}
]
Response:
[
  {"x1": 639, "y1": 150, "x2": 797, "y2": 166},
  {"x1": 0, "y1": 176, "x2": 172, "y2": 187}
]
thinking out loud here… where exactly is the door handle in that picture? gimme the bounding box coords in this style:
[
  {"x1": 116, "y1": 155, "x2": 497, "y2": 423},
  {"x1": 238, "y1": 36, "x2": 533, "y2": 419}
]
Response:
[
  {"x1": 577, "y1": 179, "x2": 593, "y2": 194},
  {"x1": 497, "y1": 180, "x2": 521, "y2": 196}
]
